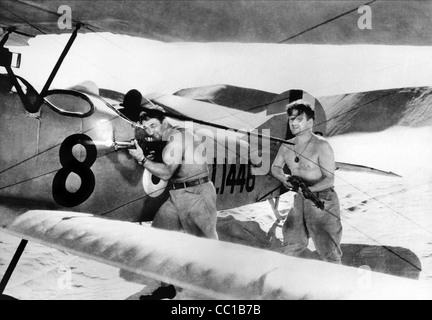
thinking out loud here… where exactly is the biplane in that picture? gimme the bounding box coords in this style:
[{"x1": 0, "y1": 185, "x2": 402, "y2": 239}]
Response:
[{"x1": 1, "y1": 0, "x2": 431, "y2": 300}]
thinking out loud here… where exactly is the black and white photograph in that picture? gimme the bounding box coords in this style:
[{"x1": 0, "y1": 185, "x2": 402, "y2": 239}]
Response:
[{"x1": 1, "y1": 0, "x2": 432, "y2": 302}]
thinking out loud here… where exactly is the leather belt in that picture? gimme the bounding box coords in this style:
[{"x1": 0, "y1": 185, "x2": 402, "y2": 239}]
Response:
[{"x1": 172, "y1": 176, "x2": 210, "y2": 190}]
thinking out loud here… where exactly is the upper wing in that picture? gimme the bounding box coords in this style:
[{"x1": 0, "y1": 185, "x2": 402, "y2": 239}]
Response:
[
  {"x1": 148, "y1": 92, "x2": 273, "y2": 133},
  {"x1": 1, "y1": 1, "x2": 431, "y2": 46},
  {"x1": 1, "y1": 208, "x2": 431, "y2": 300}
]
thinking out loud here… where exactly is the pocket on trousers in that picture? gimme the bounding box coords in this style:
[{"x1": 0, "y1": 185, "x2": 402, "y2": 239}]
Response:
[
  {"x1": 318, "y1": 190, "x2": 335, "y2": 202},
  {"x1": 183, "y1": 185, "x2": 203, "y2": 195}
]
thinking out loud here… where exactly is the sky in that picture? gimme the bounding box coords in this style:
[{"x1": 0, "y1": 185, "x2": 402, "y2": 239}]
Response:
[{"x1": 5, "y1": 32, "x2": 432, "y2": 100}]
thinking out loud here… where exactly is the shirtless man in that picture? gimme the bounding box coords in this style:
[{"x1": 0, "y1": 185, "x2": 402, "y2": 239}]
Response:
[
  {"x1": 129, "y1": 106, "x2": 218, "y2": 299},
  {"x1": 271, "y1": 100, "x2": 343, "y2": 264}
]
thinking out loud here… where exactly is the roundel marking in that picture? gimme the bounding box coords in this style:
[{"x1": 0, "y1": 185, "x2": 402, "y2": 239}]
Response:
[{"x1": 142, "y1": 169, "x2": 168, "y2": 198}]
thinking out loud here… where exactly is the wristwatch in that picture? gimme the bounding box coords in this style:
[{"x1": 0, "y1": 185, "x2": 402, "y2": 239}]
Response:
[{"x1": 138, "y1": 156, "x2": 147, "y2": 166}]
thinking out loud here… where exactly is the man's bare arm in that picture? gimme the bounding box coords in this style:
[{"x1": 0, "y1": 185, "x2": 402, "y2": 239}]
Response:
[
  {"x1": 147, "y1": 132, "x2": 183, "y2": 181},
  {"x1": 309, "y1": 140, "x2": 335, "y2": 193},
  {"x1": 129, "y1": 132, "x2": 183, "y2": 181}
]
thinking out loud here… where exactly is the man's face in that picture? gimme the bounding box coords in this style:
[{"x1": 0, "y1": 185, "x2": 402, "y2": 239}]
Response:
[
  {"x1": 141, "y1": 118, "x2": 165, "y2": 141},
  {"x1": 288, "y1": 110, "x2": 313, "y2": 136}
]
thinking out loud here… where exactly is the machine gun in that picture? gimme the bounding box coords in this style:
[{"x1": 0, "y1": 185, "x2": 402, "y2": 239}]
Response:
[
  {"x1": 113, "y1": 139, "x2": 167, "y2": 163},
  {"x1": 113, "y1": 140, "x2": 136, "y2": 151},
  {"x1": 287, "y1": 176, "x2": 325, "y2": 210}
]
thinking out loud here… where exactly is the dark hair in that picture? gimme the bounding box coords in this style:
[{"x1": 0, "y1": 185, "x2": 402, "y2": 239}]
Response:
[
  {"x1": 139, "y1": 104, "x2": 166, "y2": 123},
  {"x1": 286, "y1": 100, "x2": 315, "y2": 120}
]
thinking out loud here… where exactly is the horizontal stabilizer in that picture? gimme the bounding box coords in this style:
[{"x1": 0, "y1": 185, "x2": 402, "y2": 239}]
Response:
[
  {"x1": 2, "y1": 210, "x2": 431, "y2": 300},
  {"x1": 336, "y1": 162, "x2": 402, "y2": 178}
]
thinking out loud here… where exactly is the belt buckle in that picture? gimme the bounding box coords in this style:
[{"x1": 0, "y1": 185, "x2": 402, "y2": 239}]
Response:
[
  {"x1": 173, "y1": 177, "x2": 208, "y2": 190},
  {"x1": 173, "y1": 182, "x2": 186, "y2": 190},
  {"x1": 196, "y1": 178, "x2": 205, "y2": 186}
]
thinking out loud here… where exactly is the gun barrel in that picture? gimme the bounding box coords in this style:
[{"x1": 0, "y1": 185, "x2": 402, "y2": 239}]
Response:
[
  {"x1": 289, "y1": 178, "x2": 325, "y2": 210},
  {"x1": 301, "y1": 186, "x2": 325, "y2": 210},
  {"x1": 113, "y1": 140, "x2": 136, "y2": 151}
]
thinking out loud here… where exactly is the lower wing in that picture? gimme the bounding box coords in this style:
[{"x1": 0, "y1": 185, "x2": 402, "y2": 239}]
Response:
[{"x1": 1, "y1": 209, "x2": 430, "y2": 300}]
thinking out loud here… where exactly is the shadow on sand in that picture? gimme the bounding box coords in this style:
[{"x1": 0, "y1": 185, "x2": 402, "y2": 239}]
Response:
[{"x1": 217, "y1": 216, "x2": 422, "y2": 280}]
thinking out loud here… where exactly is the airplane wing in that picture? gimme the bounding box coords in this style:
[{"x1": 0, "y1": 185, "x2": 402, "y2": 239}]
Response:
[
  {"x1": 171, "y1": 85, "x2": 405, "y2": 178},
  {"x1": 335, "y1": 162, "x2": 402, "y2": 178},
  {"x1": 148, "y1": 92, "x2": 272, "y2": 133},
  {"x1": 1, "y1": 209, "x2": 431, "y2": 300},
  {"x1": 1, "y1": 1, "x2": 431, "y2": 46}
]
